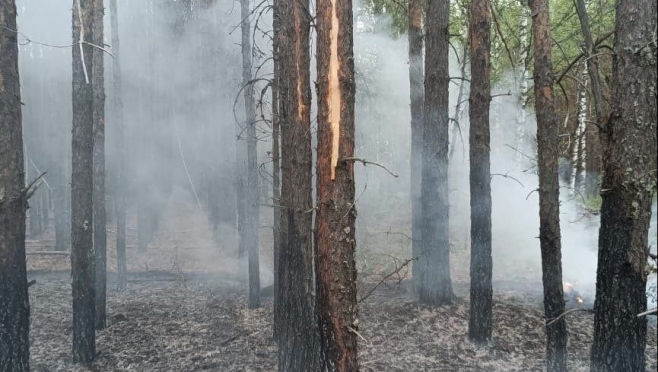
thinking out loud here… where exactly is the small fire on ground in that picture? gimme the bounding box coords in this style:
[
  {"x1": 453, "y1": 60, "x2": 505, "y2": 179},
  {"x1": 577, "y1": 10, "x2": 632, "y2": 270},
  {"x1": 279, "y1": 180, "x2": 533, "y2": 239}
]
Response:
[{"x1": 563, "y1": 282, "x2": 585, "y2": 305}]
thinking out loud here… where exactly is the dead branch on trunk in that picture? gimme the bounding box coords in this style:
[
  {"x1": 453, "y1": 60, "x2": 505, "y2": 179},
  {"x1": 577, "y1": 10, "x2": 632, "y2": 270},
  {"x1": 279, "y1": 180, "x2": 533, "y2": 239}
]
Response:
[{"x1": 341, "y1": 157, "x2": 399, "y2": 178}]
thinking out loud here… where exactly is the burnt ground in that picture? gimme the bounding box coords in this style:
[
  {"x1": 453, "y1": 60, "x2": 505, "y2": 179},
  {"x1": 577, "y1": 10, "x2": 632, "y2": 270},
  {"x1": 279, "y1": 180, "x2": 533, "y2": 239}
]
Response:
[{"x1": 24, "y1": 195, "x2": 657, "y2": 371}]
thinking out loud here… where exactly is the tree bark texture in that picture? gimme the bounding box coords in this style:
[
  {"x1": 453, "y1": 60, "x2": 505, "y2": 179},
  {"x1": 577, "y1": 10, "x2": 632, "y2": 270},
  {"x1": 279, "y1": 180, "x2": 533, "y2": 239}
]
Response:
[
  {"x1": 590, "y1": 0, "x2": 657, "y2": 370},
  {"x1": 315, "y1": 0, "x2": 359, "y2": 366},
  {"x1": 71, "y1": 0, "x2": 97, "y2": 363},
  {"x1": 240, "y1": 0, "x2": 261, "y2": 309},
  {"x1": 468, "y1": 0, "x2": 493, "y2": 345},
  {"x1": 92, "y1": 0, "x2": 107, "y2": 331},
  {"x1": 276, "y1": 0, "x2": 320, "y2": 367},
  {"x1": 110, "y1": 0, "x2": 127, "y2": 292},
  {"x1": 408, "y1": 0, "x2": 424, "y2": 291},
  {"x1": 0, "y1": 1, "x2": 30, "y2": 370},
  {"x1": 271, "y1": 0, "x2": 282, "y2": 340},
  {"x1": 530, "y1": 0, "x2": 567, "y2": 370},
  {"x1": 420, "y1": 0, "x2": 453, "y2": 306}
]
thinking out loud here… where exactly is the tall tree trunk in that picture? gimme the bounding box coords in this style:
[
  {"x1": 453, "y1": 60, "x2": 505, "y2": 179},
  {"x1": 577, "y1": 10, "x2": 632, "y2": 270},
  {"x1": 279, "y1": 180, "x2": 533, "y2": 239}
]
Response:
[
  {"x1": 514, "y1": 0, "x2": 529, "y2": 165},
  {"x1": 315, "y1": 0, "x2": 358, "y2": 366},
  {"x1": 467, "y1": 0, "x2": 493, "y2": 345},
  {"x1": 449, "y1": 40, "x2": 468, "y2": 163},
  {"x1": 271, "y1": 0, "x2": 281, "y2": 340},
  {"x1": 574, "y1": 0, "x2": 603, "y2": 198},
  {"x1": 420, "y1": 0, "x2": 453, "y2": 306},
  {"x1": 573, "y1": 64, "x2": 587, "y2": 193},
  {"x1": 590, "y1": 0, "x2": 656, "y2": 369},
  {"x1": 110, "y1": 0, "x2": 127, "y2": 291},
  {"x1": 276, "y1": 0, "x2": 320, "y2": 367},
  {"x1": 530, "y1": 0, "x2": 567, "y2": 370},
  {"x1": 92, "y1": 0, "x2": 107, "y2": 331},
  {"x1": 240, "y1": 0, "x2": 261, "y2": 309},
  {"x1": 408, "y1": 0, "x2": 424, "y2": 291},
  {"x1": 0, "y1": 1, "x2": 30, "y2": 370},
  {"x1": 71, "y1": 0, "x2": 97, "y2": 363}
]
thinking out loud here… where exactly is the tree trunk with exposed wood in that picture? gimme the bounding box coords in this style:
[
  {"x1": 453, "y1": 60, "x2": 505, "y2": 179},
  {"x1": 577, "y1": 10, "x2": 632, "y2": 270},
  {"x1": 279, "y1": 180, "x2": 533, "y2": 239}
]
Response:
[
  {"x1": 315, "y1": 0, "x2": 359, "y2": 366},
  {"x1": 276, "y1": 0, "x2": 320, "y2": 366}
]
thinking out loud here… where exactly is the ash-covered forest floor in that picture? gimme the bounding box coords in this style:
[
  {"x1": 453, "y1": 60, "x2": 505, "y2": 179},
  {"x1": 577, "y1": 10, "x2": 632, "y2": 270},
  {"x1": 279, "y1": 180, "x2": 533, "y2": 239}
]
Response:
[{"x1": 25, "y1": 193, "x2": 657, "y2": 371}]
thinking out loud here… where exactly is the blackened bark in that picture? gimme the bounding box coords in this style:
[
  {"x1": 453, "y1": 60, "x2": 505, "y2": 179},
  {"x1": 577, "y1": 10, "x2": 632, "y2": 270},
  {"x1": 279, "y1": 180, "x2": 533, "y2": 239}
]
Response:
[
  {"x1": 71, "y1": 0, "x2": 96, "y2": 363},
  {"x1": 315, "y1": 0, "x2": 359, "y2": 367},
  {"x1": 92, "y1": 0, "x2": 107, "y2": 331},
  {"x1": 276, "y1": 0, "x2": 320, "y2": 365},
  {"x1": 420, "y1": 0, "x2": 453, "y2": 306},
  {"x1": 590, "y1": 0, "x2": 657, "y2": 370},
  {"x1": 408, "y1": 0, "x2": 424, "y2": 291},
  {"x1": 468, "y1": 0, "x2": 493, "y2": 345},
  {"x1": 240, "y1": 0, "x2": 261, "y2": 309},
  {"x1": 0, "y1": 1, "x2": 30, "y2": 370},
  {"x1": 110, "y1": 0, "x2": 127, "y2": 291},
  {"x1": 530, "y1": 0, "x2": 567, "y2": 370}
]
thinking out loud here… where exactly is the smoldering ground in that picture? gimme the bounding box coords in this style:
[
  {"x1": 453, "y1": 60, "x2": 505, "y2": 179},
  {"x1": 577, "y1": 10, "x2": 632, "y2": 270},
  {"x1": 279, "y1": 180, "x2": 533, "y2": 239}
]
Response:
[{"x1": 16, "y1": 0, "x2": 656, "y2": 371}]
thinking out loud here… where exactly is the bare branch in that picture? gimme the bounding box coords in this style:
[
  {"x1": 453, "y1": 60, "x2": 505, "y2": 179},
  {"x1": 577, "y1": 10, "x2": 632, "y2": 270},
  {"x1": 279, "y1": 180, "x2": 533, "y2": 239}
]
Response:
[
  {"x1": 358, "y1": 257, "x2": 417, "y2": 303},
  {"x1": 341, "y1": 157, "x2": 399, "y2": 178}
]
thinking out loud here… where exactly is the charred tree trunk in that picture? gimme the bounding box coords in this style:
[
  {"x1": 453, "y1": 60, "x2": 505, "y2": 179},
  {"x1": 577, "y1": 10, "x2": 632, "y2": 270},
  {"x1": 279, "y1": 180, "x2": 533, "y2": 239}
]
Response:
[
  {"x1": 0, "y1": 1, "x2": 30, "y2": 370},
  {"x1": 240, "y1": 0, "x2": 261, "y2": 309},
  {"x1": 408, "y1": 0, "x2": 424, "y2": 291},
  {"x1": 276, "y1": 0, "x2": 320, "y2": 365},
  {"x1": 92, "y1": 0, "x2": 107, "y2": 331},
  {"x1": 574, "y1": 0, "x2": 603, "y2": 198},
  {"x1": 315, "y1": 0, "x2": 358, "y2": 367},
  {"x1": 420, "y1": 0, "x2": 453, "y2": 306},
  {"x1": 71, "y1": 0, "x2": 96, "y2": 363},
  {"x1": 530, "y1": 0, "x2": 567, "y2": 370},
  {"x1": 590, "y1": 0, "x2": 657, "y2": 370},
  {"x1": 110, "y1": 0, "x2": 127, "y2": 291},
  {"x1": 467, "y1": 0, "x2": 493, "y2": 345}
]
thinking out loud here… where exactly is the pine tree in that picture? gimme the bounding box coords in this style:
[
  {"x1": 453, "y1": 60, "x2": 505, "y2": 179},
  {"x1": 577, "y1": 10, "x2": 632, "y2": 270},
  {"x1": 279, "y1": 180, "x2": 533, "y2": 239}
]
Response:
[{"x1": 0, "y1": 1, "x2": 30, "y2": 370}]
